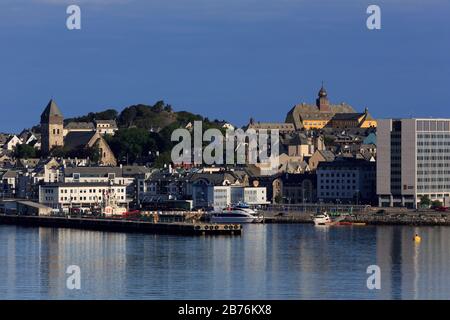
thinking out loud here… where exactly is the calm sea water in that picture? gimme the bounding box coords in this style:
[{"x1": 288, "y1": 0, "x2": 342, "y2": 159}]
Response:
[{"x1": 0, "y1": 224, "x2": 449, "y2": 300}]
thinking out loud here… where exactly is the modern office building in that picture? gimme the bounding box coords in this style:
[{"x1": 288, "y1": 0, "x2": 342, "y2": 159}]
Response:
[{"x1": 377, "y1": 119, "x2": 450, "y2": 208}]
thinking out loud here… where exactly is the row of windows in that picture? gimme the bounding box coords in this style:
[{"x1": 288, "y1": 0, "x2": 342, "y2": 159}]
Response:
[
  {"x1": 320, "y1": 185, "x2": 357, "y2": 190},
  {"x1": 417, "y1": 141, "x2": 450, "y2": 146},
  {"x1": 417, "y1": 185, "x2": 450, "y2": 190},
  {"x1": 416, "y1": 120, "x2": 450, "y2": 132},
  {"x1": 418, "y1": 163, "x2": 450, "y2": 168},
  {"x1": 320, "y1": 192, "x2": 358, "y2": 197},
  {"x1": 417, "y1": 156, "x2": 450, "y2": 161},
  {"x1": 417, "y1": 149, "x2": 450, "y2": 153},
  {"x1": 418, "y1": 177, "x2": 450, "y2": 182},
  {"x1": 320, "y1": 179, "x2": 357, "y2": 184},
  {"x1": 417, "y1": 171, "x2": 450, "y2": 175},
  {"x1": 59, "y1": 196, "x2": 125, "y2": 201},
  {"x1": 319, "y1": 173, "x2": 357, "y2": 178},
  {"x1": 59, "y1": 188, "x2": 125, "y2": 194}
]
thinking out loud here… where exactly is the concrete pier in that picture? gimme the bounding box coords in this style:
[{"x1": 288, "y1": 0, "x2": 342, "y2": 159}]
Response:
[{"x1": 0, "y1": 214, "x2": 242, "y2": 236}]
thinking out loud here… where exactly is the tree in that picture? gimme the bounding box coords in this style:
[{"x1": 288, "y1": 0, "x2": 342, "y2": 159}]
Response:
[
  {"x1": 14, "y1": 144, "x2": 37, "y2": 159},
  {"x1": 274, "y1": 194, "x2": 283, "y2": 204},
  {"x1": 106, "y1": 127, "x2": 159, "y2": 164},
  {"x1": 419, "y1": 195, "x2": 431, "y2": 208},
  {"x1": 164, "y1": 104, "x2": 173, "y2": 113},
  {"x1": 153, "y1": 100, "x2": 165, "y2": 112},
  {"x1": 64, "y1": 109, "x2": 118, "y2": 125},
  {"x1": 154, "y1": 151, "x2": 172, "y2": 168},
  {"x1": 432, "y1": 200, "x2": 443, "y2": 208}
]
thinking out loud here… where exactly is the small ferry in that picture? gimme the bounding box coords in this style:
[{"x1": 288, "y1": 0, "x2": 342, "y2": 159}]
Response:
[{"x1": 210, "y1": 203, "x2": 261, "y2": 224}]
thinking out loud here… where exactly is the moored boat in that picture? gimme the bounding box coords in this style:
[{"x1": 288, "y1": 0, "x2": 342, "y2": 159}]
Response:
[
  {"x1": 313, "y1": 212, "x2": 345, "y2": 226},
  {"x1": 209, "y1": 203, "x2": 260, "y2": 223}
]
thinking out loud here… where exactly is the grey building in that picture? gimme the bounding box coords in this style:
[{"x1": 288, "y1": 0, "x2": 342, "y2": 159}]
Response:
[
  {"x1": 377, "y1": 119, "x2": 450, "y2": 208},
  {"x1": 317, "y1": 158, "x2": 376, "y2": 204}
]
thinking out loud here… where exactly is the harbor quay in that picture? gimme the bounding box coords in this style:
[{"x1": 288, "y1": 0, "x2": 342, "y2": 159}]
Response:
[
  {"x1": 260, "y1": 205, "x2": 450, "y2": 226},
  {"x1": 2, "y1": 199, "x2": 450, "y2": 232},
  {"x1": 0, "y1": 214, "x2": 243, "y2": 236}
]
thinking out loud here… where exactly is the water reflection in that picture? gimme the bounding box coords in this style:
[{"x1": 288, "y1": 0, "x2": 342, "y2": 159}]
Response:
[{"x1": 0, "y1": 224, "x2": 449, "y2": 299}]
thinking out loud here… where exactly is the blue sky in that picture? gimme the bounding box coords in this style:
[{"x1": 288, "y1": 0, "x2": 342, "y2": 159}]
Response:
[{"x1": 0, "y1": 0, "x2": 449, "y2": 132}]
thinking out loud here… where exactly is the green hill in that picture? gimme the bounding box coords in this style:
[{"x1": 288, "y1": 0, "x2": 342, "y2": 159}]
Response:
[{"x1": 64, "y1": 100, "x2": 229, "y2": 166}]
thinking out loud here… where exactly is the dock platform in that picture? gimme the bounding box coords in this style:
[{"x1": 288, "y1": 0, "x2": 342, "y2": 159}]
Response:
[{"x1": 0, "y1": 214, "x2": 242, "y2": 236}]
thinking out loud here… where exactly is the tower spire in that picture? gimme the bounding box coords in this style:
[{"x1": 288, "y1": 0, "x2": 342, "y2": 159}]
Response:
[{"x1": 316, "y1": 83, "x2": 330, "y2": 112}]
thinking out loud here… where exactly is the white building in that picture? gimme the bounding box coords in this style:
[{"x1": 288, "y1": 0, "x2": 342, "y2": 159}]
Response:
[
  {"x1": 212, "y1": 186, "x2": 268, "y2": 210},
  {"x1": 95, "y1": 120, "x2": 118, "y2": 136},
  {"x1": 377, "y1": 119, "x2": 450, "y2": 208},
  {"x1": 39, "y1": 182, "x2": 128, "y2": 212},
  {"x1": 3, "y1": 135, "x2": 22, "y2": 151}
]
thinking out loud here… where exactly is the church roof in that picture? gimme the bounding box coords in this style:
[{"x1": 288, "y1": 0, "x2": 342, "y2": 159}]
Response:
[
  {"x1": 41, "y1": 99, "x2": 63, "y2": 123},
  {"x1": 331, "y1": 112, "x2": 365, "y2": 121},
  {"x1": 65, "y1": 122, "x2": 95, "y2": 130},
  {"x1": 64, "y1": 131, "x2": 97, "y2": 150},
  {"x1": 286, "y1": 102, "x2": 356, "y2": 127}
]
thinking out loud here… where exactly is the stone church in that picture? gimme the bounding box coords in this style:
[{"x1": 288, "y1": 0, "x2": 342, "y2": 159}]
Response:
[{"x1": 40, "y1": 99, "x2": 117, "y2": 166}]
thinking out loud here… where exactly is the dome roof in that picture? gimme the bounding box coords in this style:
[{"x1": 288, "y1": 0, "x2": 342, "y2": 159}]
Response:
[{"x1": 318, "y1": 85, "x2": 327, "y2": 98}]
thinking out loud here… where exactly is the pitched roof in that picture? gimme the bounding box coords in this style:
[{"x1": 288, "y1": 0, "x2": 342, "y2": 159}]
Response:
[
  {"x1": 189, "y1": 171, "x2": 243, "y2": 185},
  {"x1": 283, "y1": 132, "x2": 309, "y2": 146},
  {"x1": 64, "y1": 131, "x2": 97, "y2": 150},
  {"x1": 331, "y1": 113, "x2": 365, "y2": 120},
  {"x1": 64, "y1": 166, "x2": 123, "y2": 177},
  {"x1": 95, "y1": 120, "x2": 118, "y2": 128},
  {"x1": 41, "y1": 99, "x2": 63, "y2": 123},
  {"x1": 318, "y1": 150, "x2": 336, "y2": 162},
  {"x1": 0, "y1": 133, "x2": 10, "y2": 145},
  {"x1": 65, "y1": 122, "x2": 95, "y2": 130},
  {"x1": 286, "y1": 102, "x2": 357, "y2": 129},
  {"x1": 1, "y1": 170, "x2": 17, "y2": 179},
  {"x1": 247, "y1": 122, "x2": 295, "y2": 131}
]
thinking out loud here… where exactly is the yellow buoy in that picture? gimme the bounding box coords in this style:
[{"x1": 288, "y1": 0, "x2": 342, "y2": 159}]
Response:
[{"x1": 414, "y1": 234, "x2": 421, "y2": 243}]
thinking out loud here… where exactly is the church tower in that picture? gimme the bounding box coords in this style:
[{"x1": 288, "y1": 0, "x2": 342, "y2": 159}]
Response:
[
  {"x1": 41, "y1": 99, "x2": 64, "y2": 155},
  {"x1": 316, "y1": 84, "x2": 331, "y2": 112}
]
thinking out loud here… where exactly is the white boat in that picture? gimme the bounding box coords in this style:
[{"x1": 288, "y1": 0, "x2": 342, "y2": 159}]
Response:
[
  {"x1": 313, "y1": 212, "x2": 346, "y2": 226},
  {"x1": 210, "y1": 204, "x2": 259, "y2": 223}
]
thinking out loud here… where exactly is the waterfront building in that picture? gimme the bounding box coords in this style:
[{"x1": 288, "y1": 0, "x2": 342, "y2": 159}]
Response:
[
  {"x1": 212, "y1": 186, "x2": 268, "y2": 210},
  {"x1": 285, "y1": 85, "x2": 377, "y2": 130},
  {"x1": 39, "y1": 182, "x2": 128, "y2": 212},
  {"x1": 137, "y1": 170, "x2": 186, "y2": 204},
  {"x1": 190, "y1": 170, "x2": 246, "y2": 208},
  {"x1": 317, "y1": 158, "x2": 376, "y2": 204},
  {"x1": 0, "y1": 170, "x2": 18, "y2": 198},
  {"x1": 377, "y1": 119, "x2": 450, "y2": 208},
  {"x1": 272, "y1": 172, "x2": 317, "y2": 204}
]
